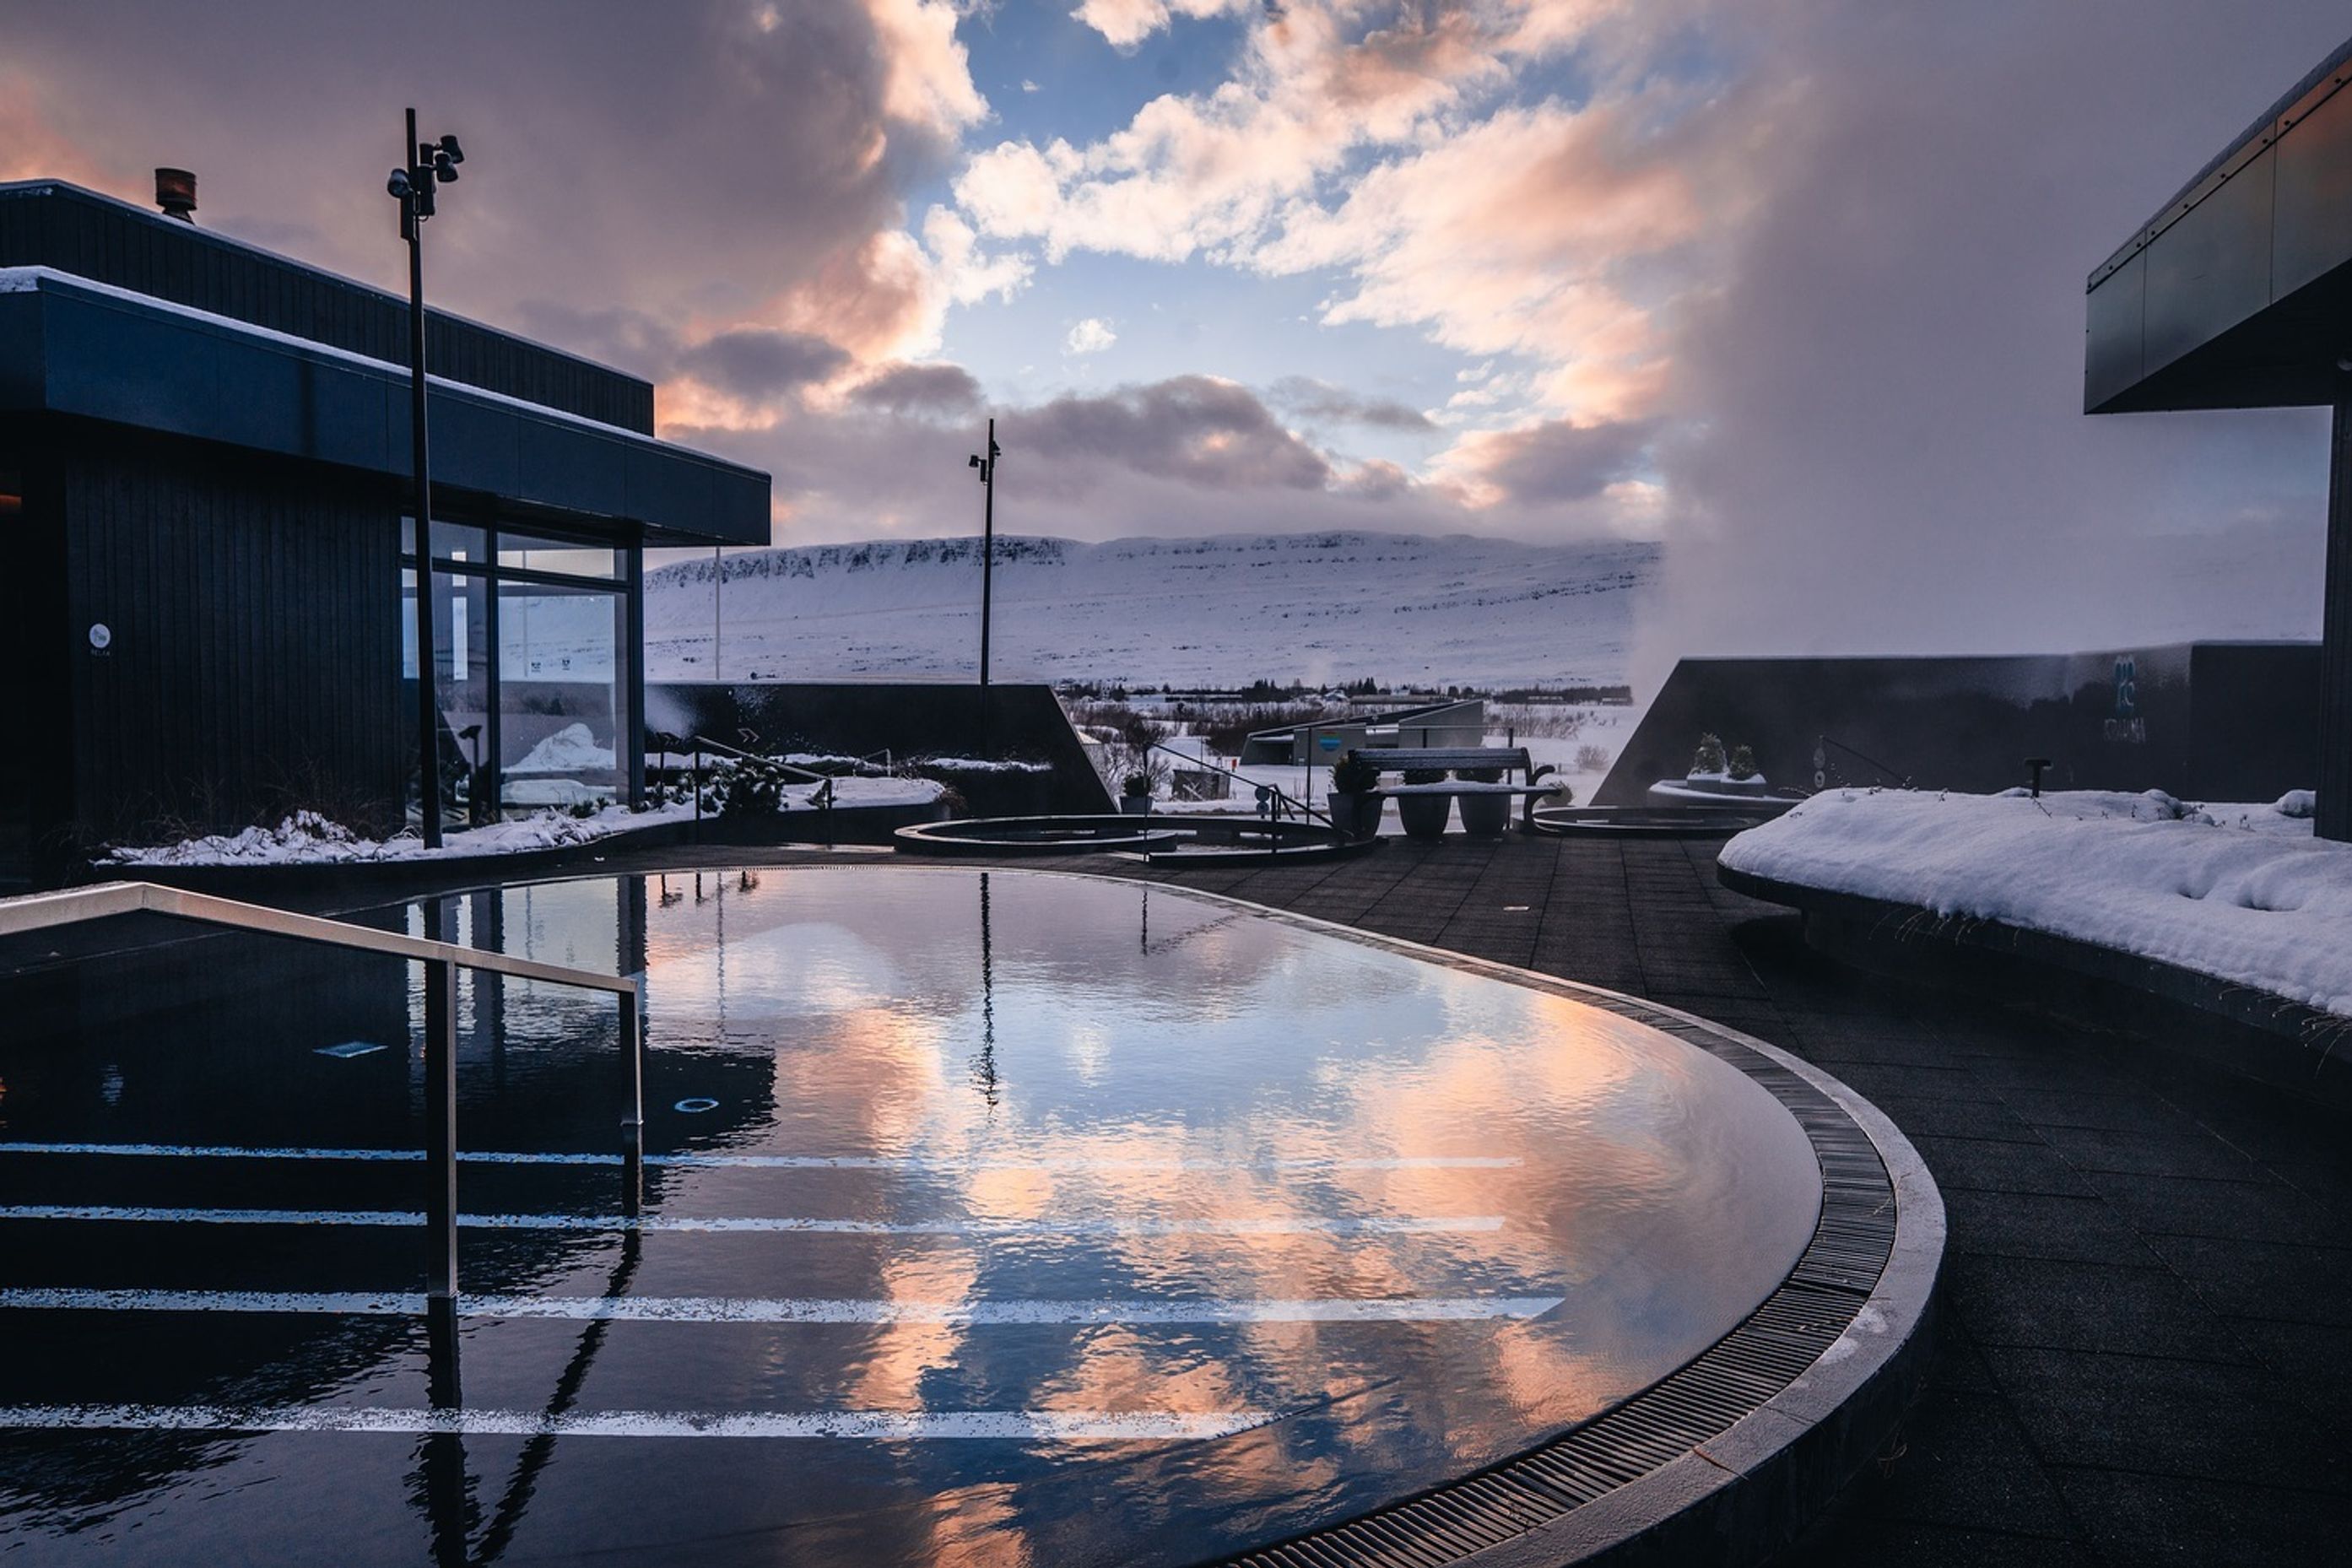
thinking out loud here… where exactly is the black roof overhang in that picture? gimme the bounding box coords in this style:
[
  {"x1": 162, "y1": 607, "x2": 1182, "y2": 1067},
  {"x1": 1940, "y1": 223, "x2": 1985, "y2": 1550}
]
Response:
[
  {"x1": 2084, "y1": 35, "x2": 2352, "y2": 415},
  {"x1": 0, "y1": 268, "x2": 770, "y2": 546}
]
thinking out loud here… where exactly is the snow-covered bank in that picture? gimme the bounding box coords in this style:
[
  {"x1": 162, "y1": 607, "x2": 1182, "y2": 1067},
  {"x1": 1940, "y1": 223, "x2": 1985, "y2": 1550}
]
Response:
[
  {"x1": 1717, "y1": 789, "x2": 2351, "y2": 1017},
  {"x1": 103, "y1": 776, "x2": 947, "y2": 868},
  {"x1": 105, "y1": 805, "x2": 697, "y2": 868}
]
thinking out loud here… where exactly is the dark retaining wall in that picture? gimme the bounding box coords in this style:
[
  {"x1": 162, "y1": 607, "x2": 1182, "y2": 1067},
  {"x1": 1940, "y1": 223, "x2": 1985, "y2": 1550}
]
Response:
[
  {"x1": 1602, "y1": 642, "x2": 2318, "y2": 807},
  {"x1": 646, "y1": 682, "x2": 1112, "y2": 814}
]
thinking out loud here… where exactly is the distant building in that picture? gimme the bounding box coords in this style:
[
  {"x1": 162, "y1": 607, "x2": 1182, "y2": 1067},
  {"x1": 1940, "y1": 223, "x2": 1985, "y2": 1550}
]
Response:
[
  {"x1": 2083, "y1": 35, "x2": 2352, "y2": 840},
  {"x1": 0, "y1": 178, "x2": 769, "y2": 885}
]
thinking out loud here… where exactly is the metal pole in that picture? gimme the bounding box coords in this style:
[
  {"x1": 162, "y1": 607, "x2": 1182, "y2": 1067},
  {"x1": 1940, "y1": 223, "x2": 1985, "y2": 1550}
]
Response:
[
  {"x1": 712, "y1": 545, "x2": 722, "y2": 684},
  {"x1": 423, "y1": 940, "x2": 459, "y2": 1324},
  {"x1": 2318, "y1": 376, "x2": 2352, "y2": 841},
  {"x1": 979, "y1": 416, "x2": 996, "y2": 689},
  {"x1": 619, "y1": 982, "x2": 643, "y2": 1216},
  {"x1": 406, "y1": 107, "x2": 442, "y2": 850}
]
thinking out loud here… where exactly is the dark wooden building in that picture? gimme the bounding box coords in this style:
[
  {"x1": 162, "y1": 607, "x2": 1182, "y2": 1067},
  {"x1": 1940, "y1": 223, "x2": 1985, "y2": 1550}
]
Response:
[
  {"x1": 0, "y1": 180, "x2": 769, "y2": 886},
  {"x1": 2084, "y1": 35, "x2": 2352, "y2": 840}
]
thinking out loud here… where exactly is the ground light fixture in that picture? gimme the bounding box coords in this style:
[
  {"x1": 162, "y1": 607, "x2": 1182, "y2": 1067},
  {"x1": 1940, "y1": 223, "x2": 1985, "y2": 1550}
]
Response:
[
  {"x1": 387, "y1": 110, "x2": 468, "y2": 850},
  {"x1": 968, "y1": 420, "x2": 1001, "y2": 687}
]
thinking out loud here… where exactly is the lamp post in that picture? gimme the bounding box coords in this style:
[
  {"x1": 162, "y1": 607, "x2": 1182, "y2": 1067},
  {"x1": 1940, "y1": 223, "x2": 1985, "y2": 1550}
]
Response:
[
  {"x1": 388, "y1": 108, "x2": 467, "y2": 849},
  {"x1": 967, "y1": 419, "x2": 1001, "y2": 688}
]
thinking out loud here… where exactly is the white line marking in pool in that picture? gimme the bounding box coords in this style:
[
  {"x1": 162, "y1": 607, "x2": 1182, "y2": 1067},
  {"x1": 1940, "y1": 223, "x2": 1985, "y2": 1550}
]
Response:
[
  {"x1": 0, "y1": 1289, "x2": 1564, "y2": 1324},
  {"x1": 0, "y1": 1204, "x2": 1502, "y2": 1237},
  {"x1": 0, "y1": 1403, "x2": 1276, "y2": 1441},
  {"x1": 0, "y1": 1142, "x2": 1517, "y2": 1172}
]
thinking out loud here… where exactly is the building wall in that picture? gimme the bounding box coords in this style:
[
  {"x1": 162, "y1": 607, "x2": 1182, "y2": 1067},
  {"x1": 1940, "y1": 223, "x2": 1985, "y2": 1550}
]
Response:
[{"x1": 62, "y1": 430, "x2": 404, "y2": 845}]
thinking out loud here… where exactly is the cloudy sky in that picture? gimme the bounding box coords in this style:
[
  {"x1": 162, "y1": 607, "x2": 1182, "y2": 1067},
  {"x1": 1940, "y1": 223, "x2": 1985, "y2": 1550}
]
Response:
[{"x1": 5, "y1": 1, "x2": 2346, "y2": 657}]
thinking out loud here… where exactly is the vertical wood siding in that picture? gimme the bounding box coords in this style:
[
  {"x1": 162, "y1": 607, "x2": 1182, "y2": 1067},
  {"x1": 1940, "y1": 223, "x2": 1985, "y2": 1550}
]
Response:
[{"x1": 64, "y1": 435, "x2": 404, "y2": 843}]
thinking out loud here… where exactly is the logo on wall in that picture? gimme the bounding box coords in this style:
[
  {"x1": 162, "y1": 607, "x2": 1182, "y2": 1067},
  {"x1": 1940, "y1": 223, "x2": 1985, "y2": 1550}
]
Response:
[{"x1": 2103, "y1": 655, "x2": 2146, "y2": 744}]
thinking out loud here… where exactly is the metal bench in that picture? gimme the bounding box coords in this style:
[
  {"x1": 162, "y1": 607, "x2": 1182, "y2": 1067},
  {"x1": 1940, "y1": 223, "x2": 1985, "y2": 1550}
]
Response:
[
  {"x1": 1365, "y1": 746, "x2": 1562, "y2": 832},
  {"x1": 1373, "y1": 745, "x2": 1542, "y2": 780}
]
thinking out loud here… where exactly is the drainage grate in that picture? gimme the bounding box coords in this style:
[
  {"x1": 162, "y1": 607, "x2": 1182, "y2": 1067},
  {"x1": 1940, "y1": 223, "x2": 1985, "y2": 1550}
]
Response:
[{"x1": 1218, "y1": 1025, "x2": 1899, "y2": 1568}]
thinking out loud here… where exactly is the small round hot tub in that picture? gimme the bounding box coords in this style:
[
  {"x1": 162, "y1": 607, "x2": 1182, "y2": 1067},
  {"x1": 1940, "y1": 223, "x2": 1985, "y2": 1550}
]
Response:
[
  {"x1": 1531, "y1": 804, "x2": 1773, "y2": 838},
  {"x1": 895, "y1": 813, "x2": 1365, "y2": 863}
]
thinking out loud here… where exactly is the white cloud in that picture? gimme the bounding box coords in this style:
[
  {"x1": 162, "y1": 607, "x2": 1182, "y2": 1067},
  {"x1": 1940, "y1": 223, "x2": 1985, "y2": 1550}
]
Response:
[
  {"x1": 1063, "y1": 316, "x2": 1118, "y2": 354},
  {"x1": 1021, "y1": 78, "x2": 1041, "y2": 93},
  {"x1": 1069, "y1": 0, "x2": 1253, "y2": 51}
]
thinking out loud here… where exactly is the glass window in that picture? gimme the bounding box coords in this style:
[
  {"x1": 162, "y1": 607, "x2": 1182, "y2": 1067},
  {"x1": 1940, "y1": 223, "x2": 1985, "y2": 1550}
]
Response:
[
  {"x1": 401, "y1": 517, "x2": 489, "y2": 568},
  {"x1": 402, "y1": 566, "x2": 492, "y2": 829},
  {"x1": 498, "y1": 528, "x2": 620, "y2": 581},
  {"x1": 497, "y1": 580, "x2": 628, "y2": 812}
]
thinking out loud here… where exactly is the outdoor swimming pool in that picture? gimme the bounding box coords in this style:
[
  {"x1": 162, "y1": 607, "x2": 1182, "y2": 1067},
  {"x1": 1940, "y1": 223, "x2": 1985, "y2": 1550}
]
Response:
[{"x1": 0, "y1": 867, "x2": 1845, "y2": 1565}]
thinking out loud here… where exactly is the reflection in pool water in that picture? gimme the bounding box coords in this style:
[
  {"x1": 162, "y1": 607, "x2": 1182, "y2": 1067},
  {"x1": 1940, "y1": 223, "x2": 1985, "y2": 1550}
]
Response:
[{"x1": 0, "y1": 867, "x2": 1821, "y2": 1566}]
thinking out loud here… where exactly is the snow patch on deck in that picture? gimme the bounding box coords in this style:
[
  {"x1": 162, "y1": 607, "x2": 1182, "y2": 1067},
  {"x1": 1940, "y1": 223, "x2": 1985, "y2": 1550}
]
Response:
[{"x1": 1718, "y1": 788, "x2": 2350, "y2": 1016}]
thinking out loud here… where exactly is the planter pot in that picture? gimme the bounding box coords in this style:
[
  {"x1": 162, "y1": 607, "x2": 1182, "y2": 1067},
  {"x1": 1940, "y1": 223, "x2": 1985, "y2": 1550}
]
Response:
[
  {"x1": 1326, "y1": 790, "x2": 1383, "y2": 840},
  {"x1": 1457, "y1": 790, "x2": 1510, "y2": 837},
  {"x1": 1396, "y1": 792, "x2": 1452, "y2": 839},
  {"x1": 1118, "y1": 796, "x2": 1153, "y2": 816}
]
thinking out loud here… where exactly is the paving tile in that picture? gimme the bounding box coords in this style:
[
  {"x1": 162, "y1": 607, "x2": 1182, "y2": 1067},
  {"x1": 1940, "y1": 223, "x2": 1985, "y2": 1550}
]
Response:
[
  {"x1": 2050, "y1": 1469, "x2": 2347, "y2": 1568},
  {"x1": 1987, "y1": 1345, "x2": 2347, "y2": 1494},
  {"x1": 1866, "y1": 1095, "x2": 2042, "y2": 1144},
  {"x1": 1940, "y1": 1189, "x2": 2152, "y2": 1266},
  {"x1": 1787, "y1": 1512, "x2": 2095, "y2": 1567},
  {"x1": 1842, "y1": 1387, "x2": 2076, "y2": 1537},
  {"x1": 2037, "y1": 1124, "x2": 2266, "y2": 1182},
  {"x1": 1944, "y1": 1254, "x2": 2251, "y2": 1362},
  {"x1": 1994, "y1": 1087, "x2": 2206, "y2": 1136},
  {"x1": 1820, "y1": 1062, "x2": 2005, "y2": 1106},
  {"x1": 2138, "y1": 1232, "x2": 2352, "y2": 1327},
  {"x1": 1907, "y1": 1134, "x2": 2095, "y2": 1198},
  {"x1": 2076, "y1": 1169, "x2": 2343, "y2": 1246},
  {"x1": 2225, "y1": 1317, "x2": 2352, "y2": 1432}
]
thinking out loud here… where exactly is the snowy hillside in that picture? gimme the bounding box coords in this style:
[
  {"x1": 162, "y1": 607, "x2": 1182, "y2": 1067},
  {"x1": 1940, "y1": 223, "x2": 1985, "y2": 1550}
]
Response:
[{"x1": 644, "y1": 532, "x2": 1659, "y2": 689}]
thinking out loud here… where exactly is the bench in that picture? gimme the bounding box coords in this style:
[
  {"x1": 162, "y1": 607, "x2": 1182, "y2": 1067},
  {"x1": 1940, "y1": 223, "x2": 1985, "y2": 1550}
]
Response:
[{"x1": 1360, "y1": 746, "x2": 1563, "y2": 834}]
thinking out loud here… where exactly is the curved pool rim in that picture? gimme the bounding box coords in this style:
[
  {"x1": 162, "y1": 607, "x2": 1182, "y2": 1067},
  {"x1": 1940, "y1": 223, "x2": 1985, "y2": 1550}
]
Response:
[
  {"x1": 414, "y1": 861, "x2": 1944, "y2": 1566},
  {"x1": 893, "y1": 811, "x2": 1370, "y2": 864},
  {"x1": 1059, "y1": 875, "x2": 1944, "y2": 1568}
]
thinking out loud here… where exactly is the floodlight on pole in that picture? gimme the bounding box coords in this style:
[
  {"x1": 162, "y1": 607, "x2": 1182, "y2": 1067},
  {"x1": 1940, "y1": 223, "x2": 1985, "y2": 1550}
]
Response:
[
  {"x1": 967, "y1": 419, "x2": 1002, "y2": 688},
  {"x1": 387, "y1": 106, "x2": 471, "y2": 851}
]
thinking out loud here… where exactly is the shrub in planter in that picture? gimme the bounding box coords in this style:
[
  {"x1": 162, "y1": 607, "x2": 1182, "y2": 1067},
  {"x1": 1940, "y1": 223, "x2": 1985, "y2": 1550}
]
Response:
[
  {"x1": 1727, "y1": 744, "x2": 1759, "y2": 781},
  {"x1": 1119, "y1": 771, "x2": 1154, "y2": 816},
  {"x1": 1396, "y1": 767, "x2": 1452, "y2": 839},
  {"x1": 1690, "y1": 733, "x2": 1727, "y2": 778},
  {"x1": 1325, "y1": 749, "x2": 1384, "y2": 838},
  {"x1": 1454, "y1": 765, "x2": 1509, "y2": 837}
]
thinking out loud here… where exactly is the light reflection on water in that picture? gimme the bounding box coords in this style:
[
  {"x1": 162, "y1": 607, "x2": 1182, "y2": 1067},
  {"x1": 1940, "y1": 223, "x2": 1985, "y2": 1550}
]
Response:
[{"x1": 0, "y1": 866, "x2": 1821, "y2": 1567}]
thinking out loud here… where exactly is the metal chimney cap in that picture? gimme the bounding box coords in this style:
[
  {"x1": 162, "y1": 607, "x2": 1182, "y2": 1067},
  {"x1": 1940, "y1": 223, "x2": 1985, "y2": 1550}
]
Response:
[{"x1": 154, "y1": 167, "x2": 197, "y2": 221}]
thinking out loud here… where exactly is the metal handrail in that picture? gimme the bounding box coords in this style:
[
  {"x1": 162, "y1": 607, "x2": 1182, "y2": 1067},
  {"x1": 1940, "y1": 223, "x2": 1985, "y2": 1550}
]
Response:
[
  {"x1": 0, "y1": 879, "x2": 646, "y2": 1315},
  {"x1": 0, "y1": 880, "x2": 639, "y2": 995},
  {"x1": 1138, "y1": 737, "x2": 1335, "y2": 830}
]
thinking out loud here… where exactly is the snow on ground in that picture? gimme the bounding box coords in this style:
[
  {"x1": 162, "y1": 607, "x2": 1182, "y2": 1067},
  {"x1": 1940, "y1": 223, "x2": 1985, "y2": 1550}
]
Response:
[
  {"x1": 643, "y1": 532, "x2": 1656, "y2": 691},
  {"x1": 916, "y1": 757, "x2": 1055, "y2": 774},
  {"x1": 1717, "y1": 788, "x2": 2352, "y2": 1016},
  {"x1": 106, "y1": 776, "x2": 946, "y2": 868},
  {"x1": 107, "y1": 805, "x2": 697, "y2": 868},
  {"x1": 780, "y1": 776, "x2": 945, "y2": 808},
  {"x1": 506, "y1": 723, "x2": 616, "y2": 775}
]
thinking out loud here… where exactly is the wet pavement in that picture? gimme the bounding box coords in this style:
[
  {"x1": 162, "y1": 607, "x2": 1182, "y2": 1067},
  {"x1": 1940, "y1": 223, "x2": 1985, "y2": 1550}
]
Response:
[{"x1": 0, "y1": 865, "x2": 1823, "y2": 1565}]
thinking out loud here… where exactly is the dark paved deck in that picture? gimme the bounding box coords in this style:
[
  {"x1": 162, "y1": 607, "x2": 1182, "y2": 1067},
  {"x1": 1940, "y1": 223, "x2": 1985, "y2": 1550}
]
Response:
[
  {"x1": 1054, "y1": 834, "x2": 2352, "y2": 1568},
  {"x1": 330, "y1": 834, "x2": 2352, "y2": 1565}
]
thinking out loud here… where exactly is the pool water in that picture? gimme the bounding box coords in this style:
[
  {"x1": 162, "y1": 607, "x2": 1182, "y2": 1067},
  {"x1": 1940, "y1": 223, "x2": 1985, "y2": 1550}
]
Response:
[{"x1": 0, "y1": 867, "x2": 1822, "y2": 1565}]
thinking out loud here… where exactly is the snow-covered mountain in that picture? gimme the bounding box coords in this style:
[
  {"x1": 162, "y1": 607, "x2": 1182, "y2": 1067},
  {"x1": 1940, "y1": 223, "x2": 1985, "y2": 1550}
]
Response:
[{"x1": 644, "y1": 532, "x2": 1659, "y2": 689}]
